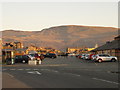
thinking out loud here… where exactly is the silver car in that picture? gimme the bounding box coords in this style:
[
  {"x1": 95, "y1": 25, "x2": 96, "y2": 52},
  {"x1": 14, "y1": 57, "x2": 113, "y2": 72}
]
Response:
[{"x1": 94, "y1": 54, "x2": 117, "y2": 62}]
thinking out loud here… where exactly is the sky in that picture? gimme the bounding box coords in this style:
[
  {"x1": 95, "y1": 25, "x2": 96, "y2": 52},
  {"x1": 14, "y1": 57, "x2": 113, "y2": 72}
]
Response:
[{"x1": 1, "y1": 0, "x2": 119, "y2": 31}]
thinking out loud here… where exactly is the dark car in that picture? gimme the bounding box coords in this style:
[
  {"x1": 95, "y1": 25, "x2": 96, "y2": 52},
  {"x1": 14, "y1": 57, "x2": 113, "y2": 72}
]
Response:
[
  {"x1": 15, "y1": 55, "x2": 30, "y2": 63},
  {"x1": 6, "y1": 58, "x2": 12, "y2": 65},
  {"x1": 44, "y1": 53, "x2": 57, "y2": 58}
]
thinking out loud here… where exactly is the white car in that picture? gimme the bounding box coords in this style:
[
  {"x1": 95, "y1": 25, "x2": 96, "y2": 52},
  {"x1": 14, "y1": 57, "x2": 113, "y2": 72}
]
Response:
[
  {"x1": 94, "y1": 54, "x2": 117, "y2": 62},
  {"x1": 28, "y1": 55, "x2": 35, "y2": 60},
  {"x1": 81, "y1": 54, "x2": 86, "y2": 59},
  {"x1": 84, "y1": 54, "x2": 90, "y2": 60}
]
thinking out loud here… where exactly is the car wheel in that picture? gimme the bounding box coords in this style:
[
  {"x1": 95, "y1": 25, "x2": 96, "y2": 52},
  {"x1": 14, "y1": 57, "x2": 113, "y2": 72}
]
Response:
[
  {"x1": 52, "y1": 57, "x2": 55, "y2": 59},
  {"x1": 111, "y1": 58, "x2": 116, "y2": 62},
  {"x1": 98, "y1": 59, "x2": 102, "y2": 63},
  {"x1": 7, "y1": 61, "x2": 11, "y2": 65}
]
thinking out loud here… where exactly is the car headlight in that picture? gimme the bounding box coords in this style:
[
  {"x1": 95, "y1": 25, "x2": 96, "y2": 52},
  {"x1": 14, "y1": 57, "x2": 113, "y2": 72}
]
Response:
[{"x1": 115, "y1": 57, "x2": 117, "y2": 60}]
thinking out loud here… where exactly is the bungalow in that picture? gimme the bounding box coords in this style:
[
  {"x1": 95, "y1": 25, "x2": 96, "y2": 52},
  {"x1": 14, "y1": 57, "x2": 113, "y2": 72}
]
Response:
[{"x1": 91, "y1": 35, "x2": 120, "y2": 61}]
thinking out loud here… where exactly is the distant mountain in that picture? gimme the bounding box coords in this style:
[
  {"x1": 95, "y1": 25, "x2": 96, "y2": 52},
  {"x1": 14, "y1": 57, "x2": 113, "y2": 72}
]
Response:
[{"x1": 2, "y1": 25, "x2": 118, "y2": 50}]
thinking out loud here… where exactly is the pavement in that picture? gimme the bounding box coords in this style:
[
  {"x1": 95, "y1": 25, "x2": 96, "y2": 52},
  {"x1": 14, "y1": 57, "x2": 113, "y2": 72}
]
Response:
[
  {"x1": 2, "y1": 56, "x2": 119, "y2": 88},
  {"x1": 2, "y1": 72, "x2": 30, "y2": 88}
]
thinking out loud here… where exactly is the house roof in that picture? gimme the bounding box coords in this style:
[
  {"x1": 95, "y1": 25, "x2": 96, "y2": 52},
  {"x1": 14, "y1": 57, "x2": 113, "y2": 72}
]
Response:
[{"x1": 91, "y1": 39, "x2": 120, "y2": 51}]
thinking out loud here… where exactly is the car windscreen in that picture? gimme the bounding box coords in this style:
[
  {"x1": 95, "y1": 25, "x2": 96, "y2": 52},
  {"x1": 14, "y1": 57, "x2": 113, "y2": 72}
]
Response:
[
  {"x1": 23, "y1": 55, "x2": 29, "y2": 59},
  {"x1": 15, "y1": 56, "x2": 22, "y2": 58},
  {"x1": 50, "y1": 53, "x2": 55, "y2": 55},
  {"x1": 99, "y1": 55, "x2": 110, "y2": 57},
  {"x1": 30, "y1": 54, "x2": 35, "y2": 57}
]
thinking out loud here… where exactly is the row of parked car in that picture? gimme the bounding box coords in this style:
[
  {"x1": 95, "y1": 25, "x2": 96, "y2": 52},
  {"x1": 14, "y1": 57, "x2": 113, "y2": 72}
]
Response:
[
  {"x1": 6, "y1": 53, "x2": 57, "y2": 64},
  {"x1": 76, "y1": 53, "x2": 118, "y2": 62}
]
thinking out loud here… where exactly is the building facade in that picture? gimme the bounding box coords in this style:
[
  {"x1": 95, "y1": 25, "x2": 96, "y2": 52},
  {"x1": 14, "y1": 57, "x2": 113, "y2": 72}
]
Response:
[
  {"x1": 2, "y1": 42, "x2": 25, "y2": 63},
  {"x1": 91, "y1": 35, "x2": 120, "y2": 61},
  {"x1": 67, "y1": 47, "x2": 95, "y2": 54}
]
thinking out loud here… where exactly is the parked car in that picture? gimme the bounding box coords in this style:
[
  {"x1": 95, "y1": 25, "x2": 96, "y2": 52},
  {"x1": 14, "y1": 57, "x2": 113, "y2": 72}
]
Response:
[
  {"x1": 15, "y1": 55, "x2": 30, "y2": 63},
  {"x1": 94, "y1": 54, "x2": 117, "y2": 62},
  {"x1": 6, "y1": 58, "x2": 12, "y2": 65},
  {"x1": 84, "y1": 54, "x2": 90, "y2": 60},
  {"x1": 78, "y1": 55, "x2": 82, "y2": 58},
  {"x1": 81, "y1": 54, "x2": 86, "y2": 59},
  {"x1": 40, "y1": 54, "x2": 45, "y2": 61},
  {"x1": 28, "y1": 54, "x2": 35, "y2": 60},
  {"x1": 68, "y1": 53, "x2": 76, "y2": 56},
  {"x1": 89, "y1": 54, "x2": 96, "y2": 60},
  {"x1": 34, "y1": 53, "x2": 40, "y2": 60},
  {"x1": 77, "y1": 54, "x2": 82, "y2": 58},
  {"x1": 91, "y1": 54, "x2": 96, "y2": 60},
  {"x1": 44, "y1": 53, "x2": 57, "y2": 58}
]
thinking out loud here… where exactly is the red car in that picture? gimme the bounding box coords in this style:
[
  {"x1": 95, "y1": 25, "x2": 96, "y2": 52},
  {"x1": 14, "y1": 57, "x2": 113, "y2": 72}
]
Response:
[
  {"x1": 89, "y1": 54, "x2": 96, "y2": 60},
  {"x1": 77, "y1": 54, "x2": 82, "y2": 59},
  {"x1": 34, "y1": 53, "x2": 44, "y2": 60}
]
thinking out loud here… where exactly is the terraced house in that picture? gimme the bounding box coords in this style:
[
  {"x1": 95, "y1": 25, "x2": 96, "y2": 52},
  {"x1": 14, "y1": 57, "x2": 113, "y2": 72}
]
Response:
[{"x1": 91, "y1": 35, "x2": 120, "y2": 61}]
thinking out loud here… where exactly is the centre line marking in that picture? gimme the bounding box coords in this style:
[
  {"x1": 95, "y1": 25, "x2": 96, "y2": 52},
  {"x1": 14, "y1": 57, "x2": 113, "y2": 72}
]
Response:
[{"x1": 92, "y1": 78, "x2": 119, "y2": 85}]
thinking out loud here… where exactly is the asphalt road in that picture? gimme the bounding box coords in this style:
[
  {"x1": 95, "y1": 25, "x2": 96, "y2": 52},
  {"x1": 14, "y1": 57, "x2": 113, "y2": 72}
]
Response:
[{"x1": 2, "y1": 56, "x2": 119, "y2": 88}]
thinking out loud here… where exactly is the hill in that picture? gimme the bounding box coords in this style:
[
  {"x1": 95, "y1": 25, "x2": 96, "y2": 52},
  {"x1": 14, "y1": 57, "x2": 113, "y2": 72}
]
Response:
[{"x1": 2, "y1": 25, "x2": 118, "y2": 50}]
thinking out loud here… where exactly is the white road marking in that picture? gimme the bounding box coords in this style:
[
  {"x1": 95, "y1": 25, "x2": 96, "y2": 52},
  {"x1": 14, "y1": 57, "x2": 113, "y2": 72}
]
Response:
[
  {"x1": 7, "y1": 73, "x2": 14, "y2": 78},
  {"x1": 27, "y1": 71, "x2": 36, "y2": 74},
  {"x1": 92, "y1": 78, "x2": 119, "y2": 85},
  {"x1": 35, "y1": 71, "x2": 42, "y2": 75},
  {"x1": 27, "y1": 71, "x2": 42, "y2": 75}
]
